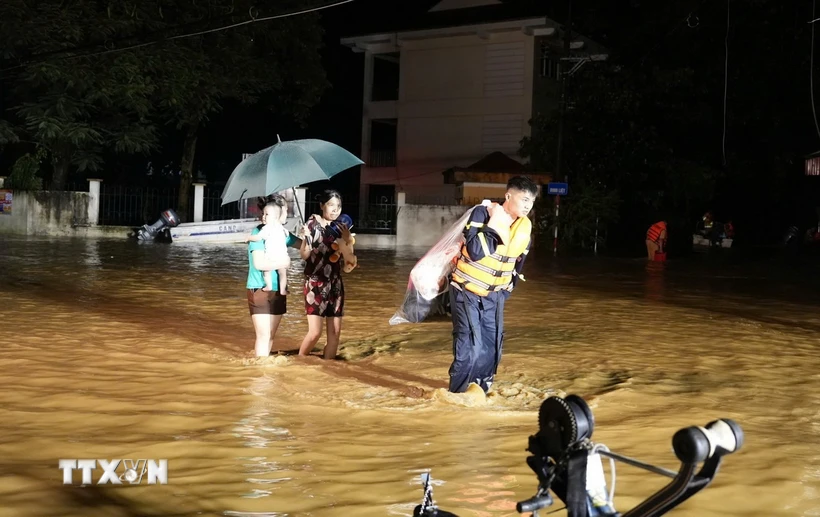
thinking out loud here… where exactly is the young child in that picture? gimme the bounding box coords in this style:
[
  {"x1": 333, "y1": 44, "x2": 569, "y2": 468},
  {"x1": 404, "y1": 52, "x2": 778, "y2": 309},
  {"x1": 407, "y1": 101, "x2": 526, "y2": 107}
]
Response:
[{"x1": 246, "y1": 203, "x2": 289, "y2": 295}]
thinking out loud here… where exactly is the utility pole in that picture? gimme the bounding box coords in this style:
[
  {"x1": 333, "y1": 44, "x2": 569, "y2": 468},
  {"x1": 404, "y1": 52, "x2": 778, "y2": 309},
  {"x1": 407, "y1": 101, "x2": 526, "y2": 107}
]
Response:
[{"x1": 554, "y1": 0, "x2": 572, "y2": 184}]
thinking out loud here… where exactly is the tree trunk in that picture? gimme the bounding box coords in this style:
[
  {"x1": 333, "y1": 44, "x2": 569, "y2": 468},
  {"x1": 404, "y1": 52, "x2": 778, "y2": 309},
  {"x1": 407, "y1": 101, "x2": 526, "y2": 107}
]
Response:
[
  {"x1": 50, "y1": 142, "x2": 72, "y2": 190},
  {"x1": 177, "y1": 124, "x2": 199, "y2": 222}
]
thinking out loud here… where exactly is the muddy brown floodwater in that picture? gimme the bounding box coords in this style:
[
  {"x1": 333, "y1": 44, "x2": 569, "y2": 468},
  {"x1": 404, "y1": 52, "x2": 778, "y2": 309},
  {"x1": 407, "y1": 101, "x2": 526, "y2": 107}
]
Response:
[{"x1": 0, "y1": 235, "x2": 817, "y2": 516}]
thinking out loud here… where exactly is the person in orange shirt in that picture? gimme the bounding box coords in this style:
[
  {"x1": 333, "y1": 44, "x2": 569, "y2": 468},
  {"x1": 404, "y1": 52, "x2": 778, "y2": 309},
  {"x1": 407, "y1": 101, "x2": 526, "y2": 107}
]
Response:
[{"x1": 646, "y1": 221, "x2": 667, "y2": 259}]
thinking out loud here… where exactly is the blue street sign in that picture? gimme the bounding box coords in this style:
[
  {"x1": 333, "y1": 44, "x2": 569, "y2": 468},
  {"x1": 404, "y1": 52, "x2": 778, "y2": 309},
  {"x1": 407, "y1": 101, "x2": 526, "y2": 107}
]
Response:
[{"x1": 547, "y1": 182, "x2": 569, "y2": 196}]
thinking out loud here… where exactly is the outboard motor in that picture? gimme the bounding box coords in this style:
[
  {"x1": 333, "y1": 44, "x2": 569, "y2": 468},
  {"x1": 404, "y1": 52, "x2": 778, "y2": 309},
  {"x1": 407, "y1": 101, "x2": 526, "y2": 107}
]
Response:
[
  {"x1": 136, "y1": 209, "x2": 180, "y2": 241},
  {"x1": 782, "y1": 225, "x2": 800, "y2": 247}
]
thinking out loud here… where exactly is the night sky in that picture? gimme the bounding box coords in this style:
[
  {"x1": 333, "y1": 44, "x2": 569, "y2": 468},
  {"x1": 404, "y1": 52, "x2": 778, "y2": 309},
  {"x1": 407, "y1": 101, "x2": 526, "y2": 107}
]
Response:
[{"x1": 194, "y1": 0, "x2": 434, "y2": 199}]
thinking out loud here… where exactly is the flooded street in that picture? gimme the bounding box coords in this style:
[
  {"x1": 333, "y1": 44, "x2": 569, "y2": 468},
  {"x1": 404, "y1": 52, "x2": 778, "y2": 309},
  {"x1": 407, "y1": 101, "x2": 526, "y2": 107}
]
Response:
[{"x1": 0, "y1": 235, "x2": 818, "y2": 516}]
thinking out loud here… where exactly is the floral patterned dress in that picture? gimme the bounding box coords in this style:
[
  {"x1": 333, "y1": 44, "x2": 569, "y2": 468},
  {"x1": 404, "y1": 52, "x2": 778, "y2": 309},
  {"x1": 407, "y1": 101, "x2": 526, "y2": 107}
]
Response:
[{"x1": 303, "y1": 215, "x2": 345, "y2": 317}]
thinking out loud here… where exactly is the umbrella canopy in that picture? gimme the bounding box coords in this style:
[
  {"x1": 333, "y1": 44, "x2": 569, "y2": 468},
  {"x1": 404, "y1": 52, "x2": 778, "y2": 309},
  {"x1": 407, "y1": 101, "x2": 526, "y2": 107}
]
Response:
[{"x1": 220, "y1": 137, "x2": 364, "y2": 205}]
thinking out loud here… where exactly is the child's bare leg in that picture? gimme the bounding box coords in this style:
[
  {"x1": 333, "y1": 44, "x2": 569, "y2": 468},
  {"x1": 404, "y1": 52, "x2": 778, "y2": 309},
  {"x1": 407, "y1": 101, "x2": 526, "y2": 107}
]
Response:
[
  {"x1": 278, "y1": 268, "x2": 288, "y2": 296},
  {"x1": 263, "y1": 270, "x2": 274, "y2": 292}
]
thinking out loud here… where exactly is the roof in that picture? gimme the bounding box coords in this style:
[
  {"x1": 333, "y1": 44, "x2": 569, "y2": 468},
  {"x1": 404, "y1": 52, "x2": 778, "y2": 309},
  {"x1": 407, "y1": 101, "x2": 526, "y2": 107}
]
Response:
[
  {"x1": 340, "y1": 1, "x2": 607, "y2": 58},
  {"x1": 459, "y1": 151, "x2": 527, "y2": 172},
  {"x1": 341, "y1": 1, "x2": 551, "y2": 39},
  {"x1": 442, "y1": 152, "x2": 550, "y2": 184}
]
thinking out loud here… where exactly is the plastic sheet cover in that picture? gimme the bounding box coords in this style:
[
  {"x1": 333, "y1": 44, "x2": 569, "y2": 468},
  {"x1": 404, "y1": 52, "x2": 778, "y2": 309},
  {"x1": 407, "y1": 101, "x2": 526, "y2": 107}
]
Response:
[{"x1": 389, "y1": 203, "x2": 486, "y2": 325}]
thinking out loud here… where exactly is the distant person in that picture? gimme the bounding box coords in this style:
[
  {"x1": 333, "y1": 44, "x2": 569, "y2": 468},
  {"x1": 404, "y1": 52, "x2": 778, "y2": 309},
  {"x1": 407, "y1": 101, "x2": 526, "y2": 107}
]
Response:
[
  {"x1": 646, "y1": 220, "x2": 667, "y2": 260},
  {"x1": 696, "y1": 211, "x2": 715, "y2": 242},
  {"x1": 724, "y1": 220, "x2": 734, "y2": 239},
  {"x1": 246, "y1": 203, "x2": 289, "y2": 296},
  {"x1": 701, "y1": 211, "x2": 714, "y2": 232},
  {"x1": 246, "y1": 195, "x2": 300, "y2": 357}
]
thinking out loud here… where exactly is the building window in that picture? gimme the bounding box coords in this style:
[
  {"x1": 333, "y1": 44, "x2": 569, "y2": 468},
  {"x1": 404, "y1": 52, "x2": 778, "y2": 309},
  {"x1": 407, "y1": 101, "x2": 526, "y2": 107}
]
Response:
[
  {"x1": 371, "y1": 53, "x2": 400, "y2": 101},
  {"x1": 369, "y1": 119, "x2": 397, "y2": 167},
  {"x1": 540, "y1": 43, "x2": 560, "y2": 79}
]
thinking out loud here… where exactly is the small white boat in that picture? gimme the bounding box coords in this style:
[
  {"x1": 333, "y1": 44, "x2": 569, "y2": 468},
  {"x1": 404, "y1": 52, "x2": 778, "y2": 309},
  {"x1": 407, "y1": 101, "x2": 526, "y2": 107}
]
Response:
[
  {"x1": 136, "y1": 197, "x2": 304, "y2": 244},
  {"x1": 168, "y1": 217, "x2": 262, "y2": 244},
  {"x1": 168, "y1": 216, "x2": 303, "y2": 244},
  {"x1": 693, "y1": 234, "x2": 733, "y2": 250}
]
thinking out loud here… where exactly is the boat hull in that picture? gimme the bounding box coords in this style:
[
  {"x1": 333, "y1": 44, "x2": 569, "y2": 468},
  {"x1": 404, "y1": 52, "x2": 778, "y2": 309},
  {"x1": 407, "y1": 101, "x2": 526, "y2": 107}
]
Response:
[
  {"x1": 169, "y1": 218, "x2": 260, "y2": 243},
  {"x1": 168, "y1": 217, "x2": 303, "y2": 244}
]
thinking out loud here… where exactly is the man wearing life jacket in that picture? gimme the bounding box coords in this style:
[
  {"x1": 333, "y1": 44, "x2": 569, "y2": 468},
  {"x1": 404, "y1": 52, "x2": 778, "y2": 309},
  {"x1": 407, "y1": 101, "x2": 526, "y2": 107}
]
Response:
[
  {"x1": 645, "y1": 220, "x2": 667, "y2": 260},
  {"x1": 448, "y1": 176, "x2": 538, "y2": 394},
  {"x1": 702, "y1": 211, "x2": 714, "y2": 232},
  {"x1": 698, "y1": 211, "x2": 715, "y2": 243}
]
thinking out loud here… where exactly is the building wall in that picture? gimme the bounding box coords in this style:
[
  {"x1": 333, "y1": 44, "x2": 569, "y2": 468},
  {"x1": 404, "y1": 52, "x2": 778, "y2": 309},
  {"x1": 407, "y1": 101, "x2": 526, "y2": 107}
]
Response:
[
  {"x1": 361, "y1": 30, "x2": 534, "y2": 191},
  {"x1": 396, "y1": 203, "x2": 470, "y2": 247}
]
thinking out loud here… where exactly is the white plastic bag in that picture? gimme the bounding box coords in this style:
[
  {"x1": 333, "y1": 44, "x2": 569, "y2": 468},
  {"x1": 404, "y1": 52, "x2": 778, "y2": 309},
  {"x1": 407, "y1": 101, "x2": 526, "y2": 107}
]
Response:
[{"x1": 389, "y1": 202, "x2": 488, "y2": 325}]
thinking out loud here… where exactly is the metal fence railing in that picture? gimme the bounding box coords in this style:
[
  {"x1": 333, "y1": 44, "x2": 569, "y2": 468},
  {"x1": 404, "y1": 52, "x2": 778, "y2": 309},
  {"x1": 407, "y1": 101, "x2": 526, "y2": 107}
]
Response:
[
  {"x1": 98, "y1": 185, "x2": 182, "y2": 226},
  {"x1": 202, "y1": 186, "x2": 241, "y2": 221},
  {"x1": 304, "y1": 200, "x2": 398, "y2": 235}
]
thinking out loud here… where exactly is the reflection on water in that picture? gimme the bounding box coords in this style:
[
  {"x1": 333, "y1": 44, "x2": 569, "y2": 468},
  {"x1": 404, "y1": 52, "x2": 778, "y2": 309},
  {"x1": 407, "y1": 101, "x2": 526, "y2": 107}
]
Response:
[{"x1": 1, "y1": 234, "x2": 819, "y2": 516}]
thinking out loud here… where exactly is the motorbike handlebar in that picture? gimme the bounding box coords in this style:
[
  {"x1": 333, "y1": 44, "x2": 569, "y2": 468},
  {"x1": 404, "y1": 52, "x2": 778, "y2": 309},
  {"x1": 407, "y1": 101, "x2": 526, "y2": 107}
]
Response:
[{"x1": 672, "y1": 419, "x2": 744, "y2": 464}]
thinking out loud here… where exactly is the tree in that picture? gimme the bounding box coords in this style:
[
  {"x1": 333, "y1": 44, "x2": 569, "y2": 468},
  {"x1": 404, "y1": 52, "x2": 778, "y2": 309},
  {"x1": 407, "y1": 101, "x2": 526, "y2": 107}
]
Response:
[
  {"x1": 0, "y1": 0, "x2": 158, "y2": 189},
  {"x1": 522, "y1": 0, "x2": 820, "y2": 247},
  {"x1": 533, "y1": 177, "x2": 620, "y2": 251},
  {"x1": 142, "y1": 0, "x2": 328, "y2": 220},
  {"x1": 0, "y1": 120, "x2": 17, "y2": 146},
  {"x1": 6, "y1": 148, "x2": 46, "y2": 190}
]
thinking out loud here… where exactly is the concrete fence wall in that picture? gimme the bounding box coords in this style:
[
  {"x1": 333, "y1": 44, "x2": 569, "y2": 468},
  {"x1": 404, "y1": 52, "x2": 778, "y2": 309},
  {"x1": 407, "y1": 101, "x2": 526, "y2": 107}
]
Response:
[
  {"x1": 0, "y1": 179, "x2": 132, "y2": 237},
  {"x1": 0, "y1": 176, "x2": 475, "y2": 248}
]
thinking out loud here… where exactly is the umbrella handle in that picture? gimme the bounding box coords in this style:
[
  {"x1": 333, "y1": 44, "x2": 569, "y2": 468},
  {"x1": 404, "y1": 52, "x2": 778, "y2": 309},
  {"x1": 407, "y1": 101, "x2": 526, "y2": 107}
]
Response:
[
  {"x1": 292, "y1": 187, "x2": 311, "y2": 249},
  {"x1": 291, "y1": 187, "x2": 305, "y2": 223}
]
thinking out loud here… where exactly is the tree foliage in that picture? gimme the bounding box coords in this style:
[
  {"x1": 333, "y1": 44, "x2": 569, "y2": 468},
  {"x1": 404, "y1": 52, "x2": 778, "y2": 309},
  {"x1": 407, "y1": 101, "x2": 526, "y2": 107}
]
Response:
[
  {"x1": 0, "y1": 0, "x2": 159, "y2": 189},
  {"x1": 139, "y1": 0, "x2": 328, "y2": 218},
  {"x1": 521, "y1": 0, "x2": 818, "y2": 249},
  {"x1": 6, "y1": 148, "x2": 46, "y2": 191},
  {"x1": 0, "y1": 0, "x2": 328, "y2": 209}
]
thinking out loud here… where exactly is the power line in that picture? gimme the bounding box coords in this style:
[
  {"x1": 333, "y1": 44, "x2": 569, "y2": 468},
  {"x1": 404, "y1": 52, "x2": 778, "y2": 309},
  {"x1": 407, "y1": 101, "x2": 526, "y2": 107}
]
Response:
[
  {"x1": 811, "y1": 0, "x2": 820, "y2": 143},
  {"x1": 2, "y1": 6, "x2": 247, "y2": 67},
  {"x1": 1, "y1": 0, "x2": 354, "y2": 72},
  {"x1": 722, "y1": 0, "x2": 730, "y2": 166}
]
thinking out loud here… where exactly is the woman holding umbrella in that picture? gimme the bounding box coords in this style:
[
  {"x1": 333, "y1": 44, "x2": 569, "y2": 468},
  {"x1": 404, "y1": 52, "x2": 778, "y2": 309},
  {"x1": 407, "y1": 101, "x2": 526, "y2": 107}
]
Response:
[{"x1": 297, "y1": 189, "x2": 356, "y2": 359}]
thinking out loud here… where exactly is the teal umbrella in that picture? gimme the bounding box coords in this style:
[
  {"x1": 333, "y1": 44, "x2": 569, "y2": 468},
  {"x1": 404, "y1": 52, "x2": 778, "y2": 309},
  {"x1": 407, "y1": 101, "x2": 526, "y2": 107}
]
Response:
[{"x1": 220, "y1": 136, "x2": 364, "y2": 206}]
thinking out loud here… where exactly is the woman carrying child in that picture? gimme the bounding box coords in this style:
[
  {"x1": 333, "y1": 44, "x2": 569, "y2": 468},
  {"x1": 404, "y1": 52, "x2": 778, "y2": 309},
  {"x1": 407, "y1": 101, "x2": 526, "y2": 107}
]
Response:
[{"x1": 246, "y1": 195, "x2": 300, "y2": 357}]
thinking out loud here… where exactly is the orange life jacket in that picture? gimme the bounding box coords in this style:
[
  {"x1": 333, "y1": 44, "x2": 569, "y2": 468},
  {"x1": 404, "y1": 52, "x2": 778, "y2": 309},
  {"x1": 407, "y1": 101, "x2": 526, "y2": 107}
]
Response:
[
  {"x1": 452, "y1": 205, "x2": 532, "y2": 297},
  {"x1": 646, "y1": 222, "x2": 667, "y2": 243}
]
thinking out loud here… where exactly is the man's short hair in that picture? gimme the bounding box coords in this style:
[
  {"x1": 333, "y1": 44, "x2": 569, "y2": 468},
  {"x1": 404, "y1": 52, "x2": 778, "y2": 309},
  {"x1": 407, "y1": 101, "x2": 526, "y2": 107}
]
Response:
[{"x1": 507, "y1": 176, "x2": 539, "y2": 197}]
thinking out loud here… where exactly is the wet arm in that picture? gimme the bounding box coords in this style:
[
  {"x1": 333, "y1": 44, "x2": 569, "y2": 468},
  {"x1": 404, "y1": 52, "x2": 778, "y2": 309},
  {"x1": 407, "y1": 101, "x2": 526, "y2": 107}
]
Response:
[
  {"x1": 509, "y1": 235, "x2": 532, "y2": 290},
  {"x1": 298, "y1": 234, "x2": 312, "y2": 260},
  {"x1": 462, "y1": 206, "x2": 503, "y2": 261}
]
